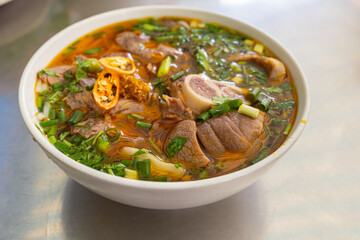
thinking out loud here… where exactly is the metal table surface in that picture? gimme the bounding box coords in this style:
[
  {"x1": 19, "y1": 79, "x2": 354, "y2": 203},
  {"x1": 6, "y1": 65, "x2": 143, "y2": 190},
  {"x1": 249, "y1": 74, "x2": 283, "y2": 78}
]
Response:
[{"x1": 1, "y1": 0, "x2": 359, "y2": 239}]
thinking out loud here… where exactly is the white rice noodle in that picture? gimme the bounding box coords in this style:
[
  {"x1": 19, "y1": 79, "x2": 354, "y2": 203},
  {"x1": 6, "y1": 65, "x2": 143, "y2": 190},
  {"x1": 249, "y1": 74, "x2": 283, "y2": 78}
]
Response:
[
  {"x1": 178, "y1": 20, "x2": 190, "y2": 29},
  {"x1": 43, "y1": 102, "x2": 51, "y2": 118},
  {"x1": 35, "y1": 81, "x2": 49, "y2": 93},
  {"x1": 36, "y1": 112, "x2": 46, "y2": 121}
]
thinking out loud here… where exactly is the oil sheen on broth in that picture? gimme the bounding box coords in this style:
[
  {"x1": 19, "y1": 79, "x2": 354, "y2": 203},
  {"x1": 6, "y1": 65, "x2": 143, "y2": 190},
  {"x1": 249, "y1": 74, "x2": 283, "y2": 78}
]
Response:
[{"x1": 34, "y1": 17, "x2": 298, "y2": 181}]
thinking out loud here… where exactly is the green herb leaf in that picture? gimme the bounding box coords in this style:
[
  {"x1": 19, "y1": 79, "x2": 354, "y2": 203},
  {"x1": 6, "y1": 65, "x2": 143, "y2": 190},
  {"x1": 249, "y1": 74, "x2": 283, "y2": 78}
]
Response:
[
  {"x1": 92, "y1": 31, "x2": 105, "y2": 39},
  {"x1": 166, "y1": 137, "x2": 188, "y2": 158},
  {"x1": 263, "y1": 86, "x2": 283, "y2": 94},
  {"x1": 39, "y1": 69, "x2": 59, "y2": 77},
  {"x1": 132, "y1": 148, "x2": 149, "y2": 156},
  {"x1": 174, "y1": 163, "x2": 183, "y2": 168},
  {"x1": 212, "y1": 96, "x2": 231, "y2": 105},
  {"x1": 83, "y1": 47, "x2": 102, "y2": 54},
  {"x1": 276, "y1": 100, "x2": 296, "y2": 110}
]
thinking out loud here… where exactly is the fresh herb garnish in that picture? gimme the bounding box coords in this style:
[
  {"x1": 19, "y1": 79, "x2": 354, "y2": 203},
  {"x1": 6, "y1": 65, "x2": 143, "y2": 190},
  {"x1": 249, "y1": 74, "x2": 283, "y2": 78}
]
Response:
[
  {"x1": 166, "y1": 137, "x2": 188, "y2": 158},
  {"x1": 83, "y1": 47, "x2": 102, "y2": 54},
  {"x1": 132, "y1": 149, "x2": 149, "y2": 156},
  {"x1": 39, "y1": 69, "x2": 59, "y2": 77}
]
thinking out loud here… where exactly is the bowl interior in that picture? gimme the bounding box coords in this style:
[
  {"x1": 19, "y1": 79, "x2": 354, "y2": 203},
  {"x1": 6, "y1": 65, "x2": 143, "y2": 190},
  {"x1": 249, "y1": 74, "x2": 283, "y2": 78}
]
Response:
[{"x1": 19, "y1": 6, "x2": 310, "y2": 189}]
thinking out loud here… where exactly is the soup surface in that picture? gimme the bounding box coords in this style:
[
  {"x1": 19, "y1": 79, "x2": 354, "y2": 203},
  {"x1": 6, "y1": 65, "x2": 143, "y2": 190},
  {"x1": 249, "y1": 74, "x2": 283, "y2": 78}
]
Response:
[{"x1": 35, "y1": 17, "x2": 297, "y2": 181}]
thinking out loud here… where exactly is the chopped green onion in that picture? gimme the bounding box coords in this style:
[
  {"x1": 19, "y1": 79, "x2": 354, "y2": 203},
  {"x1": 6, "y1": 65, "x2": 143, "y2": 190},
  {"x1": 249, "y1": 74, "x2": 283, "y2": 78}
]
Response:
[
  {"x1": 49, "y1": 109, "x2": 56, "y2": 120},
  {"x1": 137, "y1": 159, "x2": 151, "y2": 178},
  {"x1": 96, "y1": 134, "x2": 110, "y2": 153},
  {"x1": 38, "y1": 69, "x2": 59, "y2": 77},
  {"x1": 57, "y1": 110, "x2": 67, "y2": 123},
  {"x1": 135, "y1": 121, "x2": 152, "y2": 129},
  {"x1": 127, "y1": 114, "x2": 144, "y2": 120},
  {"x1": 174, "y1": 163, "x2": 183, "y2": 168},
  {"x1": 258, "y1": 95, "x2": 272, "y2": 112},
  {"x1": 72, "y1": 40, "x2": 80, "y2": 46},
  {"x1": 121, "y1": 160, "x2": 132, "y2": 167},
  {"x1": 238, "y1": 104, "x2": 259, "y2": 119},
  {"x1": 133, "y1": 157, "x2": 139, "y2": 170},
  {"x1": 166, "y1": 137, "x2": 188, "y2": 158},
  {"x1": 252, "y1": 148, "x2": 269, "y2": 164},
  {"x1": 73, "y1": 124, "x2": 88, "y2": 128},
  {"x1": 151, "y1": 78, "x2": 163, "y2": 86},
  {"x1": 63, "y1": 46, "x2": 76, "y2": 55},
  {"x1": 149, "y1": 177, "x2": 168, "y2": 182},
  {"x1": 197, "y1": 111, "x2": 211, "y2": 122},
  {"x1": 54, "y1": 140, "x2": 71, "y2": 154},
  {"x1": 154, "y1": 35, "x2": 173, "y2": 42},
  {"x1": 213, "y1": 47, "x2": 223, "y2": 57},
  {"x1": 40, "y1": 119, "x2": 59, "y2": 128},
  {"x1": 142, "y1": 23, "x2": 156, "y2": 31},
  {"x1": 85, "y1": 84, "x2": 94, "y2": 91},
  {"x1": 37, "y1": 96, "x2": 44, "y2": 109},
  {"x1": 52, "y1": 82, "x2": 64, "y2": 92},
  {"x1": 209, "y1": 102, "x2": 230, "y2": 117},
  {"x1": 69, "y1": 110, "x2": 84, "y2": 124},
  {"x1": 263, "y1": 86, "x2": 283, "y2": 94},
  {"x1": 270, "y1": 118, "x2": 287, "y2": 125},
  {"x1": 170, "y1": 72, "x2": 184, "y2": 81},
  {"x1": 148, "y1": 137, "x2": 162, "y2": 154},
  {"x1": 229, "y1": 62, "x2": 241, "y2": 72},
  {"x1": 247, "y1": 87, "x2": 261, "y2": 102},
  {"x1": 92, "y1": 31, "x2": 105, "y2": 39},
  {"x1": 48, "y1": 125, "x2": 57, "y2": 136},
  {"x1": 157, "y1": 56, "x2": 171, "y2": 77},
  {"x1": 284, "y1": 124, "x2": 292, "y2": 135},
  {"x1": 212, "y1": 96, "x2": 231, "y2": 105},
  {"x1": 105, "y1": 127, "x2": 120, "y2": 142},
  {"x1": 83, "y1": 47, "x2": 101, "y2": 54},
  {"x1": 199, "y1": 170, "x2": 208, "y2": 179},
  {"x1": 48, "y1": 135, "x2": 57, "y2": 144},
  {"x1": 132, "y1": 148, "x2": 149, "y2": 156},
  {"x1": 228, "y1": 99, "x2": 243, "y2": 109},
  {"x1": 264, "y1": 124, "x2": 272, "y2": 136}
]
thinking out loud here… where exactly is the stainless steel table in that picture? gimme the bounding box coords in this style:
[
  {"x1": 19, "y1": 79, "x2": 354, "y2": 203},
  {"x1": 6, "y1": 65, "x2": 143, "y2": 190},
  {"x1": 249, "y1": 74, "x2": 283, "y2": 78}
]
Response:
[{"x1": 1, "y1": 0, "x2": 359, "y2": 239}]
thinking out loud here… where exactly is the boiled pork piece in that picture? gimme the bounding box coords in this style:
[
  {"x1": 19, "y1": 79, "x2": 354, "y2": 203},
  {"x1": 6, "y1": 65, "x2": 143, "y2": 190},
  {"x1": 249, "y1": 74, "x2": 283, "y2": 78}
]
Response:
[
  {"x1": 164, "y1": 120, "x2": 210, "y2": 168},
  {"x1": 227, "y1": 53, "x2": 286, "y2": 83},
  {"x1": 160, "y1": 96, "x2": 193, "y2": 120},
  {"x1": 227, "y1": 111, "x2": 265, "y2": 142},
  {"x1": 197, "y1": 112, "x2": 265, "y2": 153},
  {"x1": 73, "y1": 118, "x2": 112, "y2": 139},
  {"x1": 38, "y1": 65, "x2": 74, "y2": 85},
  {"x1": 115, "y1": 32, "x2": 181, "y2": 63}
]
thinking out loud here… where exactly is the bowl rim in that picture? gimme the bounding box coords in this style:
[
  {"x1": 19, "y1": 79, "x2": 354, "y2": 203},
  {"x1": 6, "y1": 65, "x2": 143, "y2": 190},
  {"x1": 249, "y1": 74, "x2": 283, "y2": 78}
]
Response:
[{"x1": 18, "y1": 5, "x2": 310, "y2": 190}]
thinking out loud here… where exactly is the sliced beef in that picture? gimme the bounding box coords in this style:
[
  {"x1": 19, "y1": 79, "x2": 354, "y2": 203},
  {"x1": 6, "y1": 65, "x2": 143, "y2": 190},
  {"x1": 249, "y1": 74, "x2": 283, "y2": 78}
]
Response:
[
  {"x1": 227, "y1": 111, "x2": 264, "y2": 142},
  {"x1": 162, "y1": 18, "x2": 182, "y2": 28},
  {"x1": 160, "y1": 96, "x2": 193, "y2": 120},
  {"x1": 115, "y1": 31, "x2": 180, "y2": 63},
  {"x1": 197, "y1": 112, "x2": 265, "y2": 153},
  {"x1": 206, "y1": 115, "x2": 249, "y2": 151},
  {"x1": 73, "y1": 118, "x2": 112, "y2": 139},
  {"x1": 65, "y1": 78, "x2": 104, "y2": 113},
  {"x1": 165, "y1": 120, "x2": 210, "y2": 168},
  {"x1": 109, "y1": 99, "x2": 144, "y2": 115},
  {"x1": 196, "y1": 122, "x2": 225, "y2": 153},
  {"x1": 227, "y1": 53, "x2": 286, "y2": 83},
  {"x1": 38, "y1": 65, "x2": 74, "y2": 85}
]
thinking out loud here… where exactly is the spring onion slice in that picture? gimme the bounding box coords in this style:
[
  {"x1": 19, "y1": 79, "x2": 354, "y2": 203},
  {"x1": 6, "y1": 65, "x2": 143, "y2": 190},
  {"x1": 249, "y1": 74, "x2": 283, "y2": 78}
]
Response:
[
  {"x1": 238, "y1": 104, "x2": 259, "y2": 119},
  {"x1": 105, "y1": 127, "x2": 120, "y2": 142}
]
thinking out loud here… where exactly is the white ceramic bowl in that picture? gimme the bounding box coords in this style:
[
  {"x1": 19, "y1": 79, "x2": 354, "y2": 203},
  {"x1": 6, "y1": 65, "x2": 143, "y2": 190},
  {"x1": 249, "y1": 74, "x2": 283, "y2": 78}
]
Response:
[{"x1": 19, "y1": 5, "x2": 310, "y2": 209}]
